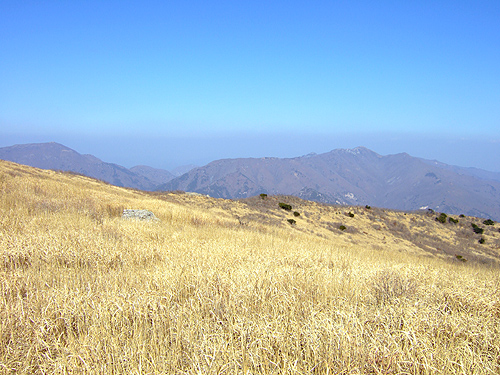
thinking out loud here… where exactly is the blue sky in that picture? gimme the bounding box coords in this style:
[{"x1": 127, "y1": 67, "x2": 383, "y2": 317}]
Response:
[{"x1": 1, "y1": 1, "x2": 499, "y2": 171}]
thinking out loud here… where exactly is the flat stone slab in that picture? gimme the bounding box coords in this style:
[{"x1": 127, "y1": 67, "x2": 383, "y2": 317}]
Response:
[{"x1": 122, "y1": 209, "x2": 159, "y2": 221}]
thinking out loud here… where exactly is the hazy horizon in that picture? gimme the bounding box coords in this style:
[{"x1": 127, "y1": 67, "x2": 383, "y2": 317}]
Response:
[{"x1": 1, "y1": 1, "x2": 499, "y2": 172}]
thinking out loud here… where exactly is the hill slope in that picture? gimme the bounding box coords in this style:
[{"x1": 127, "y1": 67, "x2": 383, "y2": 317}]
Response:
[
  {"x1": 160, "y1": 147, "x2": 500, "y2": 220},
  {"x1": 1, "y1": 159, "x2": 499, "y2": 373}
]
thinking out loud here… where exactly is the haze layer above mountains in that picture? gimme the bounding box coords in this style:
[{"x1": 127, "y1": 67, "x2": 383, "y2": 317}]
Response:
[{"x1": 1, "y1": 142, "x2": 500, "y2": 220}]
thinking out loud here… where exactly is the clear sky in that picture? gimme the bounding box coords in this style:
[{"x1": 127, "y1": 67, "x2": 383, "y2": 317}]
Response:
[{"x1": 1, "y1": 1, "x2": 499, "y2": 171}]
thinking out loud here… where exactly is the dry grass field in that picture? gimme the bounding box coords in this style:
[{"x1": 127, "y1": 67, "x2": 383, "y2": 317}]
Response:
[{"x1": 1, "y1": 159, "x2": 499, "y2": 374}]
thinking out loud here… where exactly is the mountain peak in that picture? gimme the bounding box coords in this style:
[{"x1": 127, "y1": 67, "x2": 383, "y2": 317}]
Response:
[{"x1": 329, "y1": 146, "x2": 379, "y2": 157}]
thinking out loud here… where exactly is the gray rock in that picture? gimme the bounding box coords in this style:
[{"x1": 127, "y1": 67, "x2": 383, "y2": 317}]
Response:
[{"x1": 122, "y1": 209, "x2": 159, "y2": 221}]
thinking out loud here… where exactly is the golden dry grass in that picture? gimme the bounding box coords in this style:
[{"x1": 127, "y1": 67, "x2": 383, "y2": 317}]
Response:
[{"x1": 1, "y1": 160, "x2": 499, "y2": 374}]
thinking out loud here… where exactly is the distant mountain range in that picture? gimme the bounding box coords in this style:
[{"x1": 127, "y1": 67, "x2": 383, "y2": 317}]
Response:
[
  {"x1": 2, "y1": 142, "x2": 500, "y2": 219},
  {"x1": 159, "y1": 147, "x2": 500, "y2": 220},
  {"x1": 0, "y1": 142, "x2": 176, "y2": 191}
]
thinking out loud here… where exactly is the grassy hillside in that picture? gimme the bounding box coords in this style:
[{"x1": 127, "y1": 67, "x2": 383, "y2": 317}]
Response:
[{"x1": 1, "y1": 159, "x2": 499, "y2": 374}]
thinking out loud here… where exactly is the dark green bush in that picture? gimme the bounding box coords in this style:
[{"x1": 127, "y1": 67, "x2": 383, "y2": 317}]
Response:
[
  {"x1": 483, "y1": 219, "x2": 495, "y2": 226},
  {"x1": 478, "y1": 238, "x2": 485, "y2": 244},
  {"x1": 448, "y1": 217, "x2": 459, "y2": 224},
  {"x1": 259, "y1": 193, "x2": 267, "y2": 199},
  {"x1": 287, "y1": 219, "x2": 296, "y2": 225},
  {"x1": 365, "y1": 205, "x2": 371, "y2": 209},
  {"x1": 347, "y1": 212, "x2": 355, "y2": 218},
  {"x1": 279, "y1": 203, "x2": 292, "y2": 211},
  {"x1": 455, "y1": 255, "x2": 467, "y2": 262},
  {"x1": 459, "y1": 214, "x2": 465, "y2": 218},
  {"x1": 435, "y1": 213, "x2": 447, "y2": 223},
  {"x1": 471, "y1": 223, "x2": 484, "y2": 234},
  {"x1": 339, "y1": 225, "x2": 346, "y2": 231},
  {"x1": 293, "y1": 211, "x2": 300, "y2": 217}
]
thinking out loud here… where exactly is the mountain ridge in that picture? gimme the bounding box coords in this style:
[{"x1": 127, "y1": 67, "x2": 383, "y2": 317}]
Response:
[
  {"x1": 159, "y1": 146, "x2": 500, "y2": 220},
  {"x1": 0, "y1": 142, "x2": 175, "y2": 191},
  {"x1": 1, "y1": 142, "x2": 500, "y2": 219}
]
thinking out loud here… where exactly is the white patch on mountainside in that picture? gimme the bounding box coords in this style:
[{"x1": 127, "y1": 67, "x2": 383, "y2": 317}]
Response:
[
  {"x1": 300, "y1": 152, "x2": 317, "y2": 158},
  {"x1": 340, "y1": 148, "x2": 361, "y2": 155},
  {"x1": 344, "y1": 192, "x2": 357, "y2": 201},
  {"x1": 387, "y1": 176, "x2": 401, "y2": 185}
]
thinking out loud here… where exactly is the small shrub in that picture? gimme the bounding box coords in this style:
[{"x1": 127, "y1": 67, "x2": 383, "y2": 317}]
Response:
[
  {"x1": 347, "y1": 212, "x2": 355, "y2": 218},
  {"x1": 287, "y1": 219, "x2": 296, "y2": 225},
  {"x1": 435, "y1": 213, "x2": 447, "y2": 223},
  {"x1": 483, "y1": 219, "x2": 495, "y2": 226},
  {"x1": 471, "y1": 223, "x2": 484, "y2": 234},
  {"x1": 459, "y1": 214, "x2": 465, "y2": 218},
  {"x1": 455, "y1": 255, "x2": 467, "y2": 262},
  {"x1": 293, "y1": 211, "x2": 300, "y2": 217},
  {"x1": 448, "y1": 217, "x2": 459, "y2": 224},
  {"x1": 339, "y1": 225, "x2": 346, "y2": 231},
  {"x1": 365, "y1": 205, "x2": 371, "y2": 209},
  {"x1": 259, "y1": 193, "x2": 267, "y2": 199},
  {"x1": 279, "y1": 203, "x2": 292, "y2": 211},
  {"x1": 478, "y1": 238, "x2": 485, "y2": 244}
]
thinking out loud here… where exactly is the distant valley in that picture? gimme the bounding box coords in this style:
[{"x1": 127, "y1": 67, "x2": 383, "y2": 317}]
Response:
[{"x1": 1, "y1": 142, "x2": 500, "y2": 220}]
